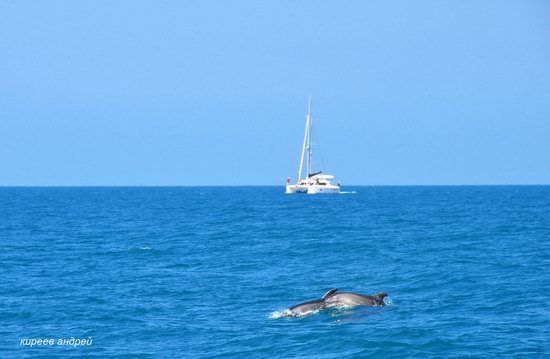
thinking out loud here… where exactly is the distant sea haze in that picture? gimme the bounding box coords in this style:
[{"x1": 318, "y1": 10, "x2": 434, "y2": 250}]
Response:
[{"x1": 2, "y1": 186, "x2": 549, "y2": 357}]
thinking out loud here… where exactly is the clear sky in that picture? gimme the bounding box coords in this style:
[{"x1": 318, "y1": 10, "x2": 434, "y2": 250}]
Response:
[{"x1": 1, "y1": 1, "x2": 549, "y2": 185}]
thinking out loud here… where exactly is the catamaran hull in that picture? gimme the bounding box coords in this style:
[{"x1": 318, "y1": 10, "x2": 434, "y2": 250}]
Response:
[
  {"x1": 307, "y1": 185, "x2": 340, "y2": 194},
  {"x1": 286, "y1": 185, "x2": 309, "y2": 194}
]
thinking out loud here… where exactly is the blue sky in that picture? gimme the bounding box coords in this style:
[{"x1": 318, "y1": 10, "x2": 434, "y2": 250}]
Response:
[{"x1": 1, "y1": 1, "x2": 549, "y2": 185}]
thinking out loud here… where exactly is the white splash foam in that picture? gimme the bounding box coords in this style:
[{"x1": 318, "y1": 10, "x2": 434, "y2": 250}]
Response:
[
  {"x1": 269, "y1": 308, "x2": 321, "y2": 319},
  {"x1": 269, "y1": 309, "x2": 291, "y2": 319},
  {"x1": 139, "y1": 246, "x2": 151, "y2": 250}
]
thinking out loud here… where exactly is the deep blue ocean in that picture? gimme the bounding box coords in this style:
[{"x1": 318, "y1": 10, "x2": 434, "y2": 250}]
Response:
[{"x1": 1, "y1": 186, "x2": 549, "y2": 358}]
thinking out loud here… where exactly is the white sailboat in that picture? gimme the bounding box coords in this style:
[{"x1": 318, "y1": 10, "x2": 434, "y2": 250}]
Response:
[{"x1": 286, "y1": 98, "x2": 341, "y2": 194}]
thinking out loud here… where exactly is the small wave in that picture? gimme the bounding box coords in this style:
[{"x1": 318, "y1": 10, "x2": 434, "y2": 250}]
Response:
[
  {"x1": 339, "y1": 191, "x2": 357, "y2": 194},
  {"x1": 139, "y1": 246, "x2": 152, "y2": 250}
]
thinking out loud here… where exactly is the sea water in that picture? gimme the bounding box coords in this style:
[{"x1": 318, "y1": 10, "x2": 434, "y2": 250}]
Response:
[{"x1": 1, "y1": 186, "x2": 549, "y2": 357}]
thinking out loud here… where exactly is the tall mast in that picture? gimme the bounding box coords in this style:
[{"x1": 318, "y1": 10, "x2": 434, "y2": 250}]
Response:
[
  {"x1": 297, "y1": 98, "x2": 310, "y2": 182},
  {"x1": 306, "y1": 97, "x2": 312, "y2": 177}
]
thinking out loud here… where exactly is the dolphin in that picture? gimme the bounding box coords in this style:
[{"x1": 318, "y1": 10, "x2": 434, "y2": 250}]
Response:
[{"x1": 285, "y1": 288, "x2": 387, "y2": 316}]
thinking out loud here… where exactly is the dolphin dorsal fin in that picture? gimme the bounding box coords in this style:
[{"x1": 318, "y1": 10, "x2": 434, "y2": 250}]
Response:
[{"x1": 321, "y1": 288, "x2": 338, "y2": 300}]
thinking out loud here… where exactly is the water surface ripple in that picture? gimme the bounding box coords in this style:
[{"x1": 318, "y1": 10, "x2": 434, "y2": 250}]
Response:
[{"x1": 1, "y1": 186, "x2": 549, "y2": 357}]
